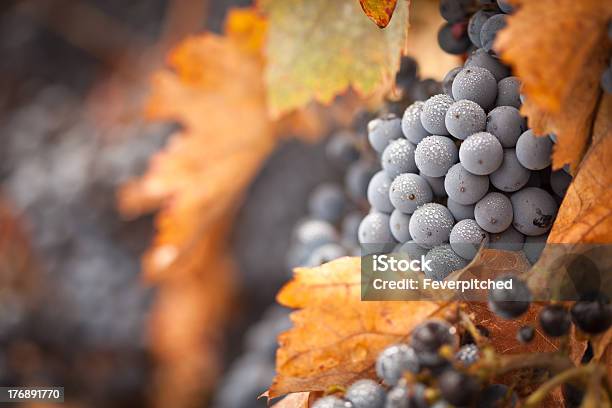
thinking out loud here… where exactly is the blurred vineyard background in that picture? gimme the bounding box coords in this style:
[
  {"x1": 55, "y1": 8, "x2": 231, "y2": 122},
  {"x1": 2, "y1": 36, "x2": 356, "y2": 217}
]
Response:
[{"x1": 0, "y1": 1, "x2": 317, "y2": 407}]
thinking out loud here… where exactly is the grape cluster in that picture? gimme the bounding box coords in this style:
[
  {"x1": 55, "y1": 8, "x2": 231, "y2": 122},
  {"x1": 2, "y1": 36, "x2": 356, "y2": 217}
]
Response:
[
  {"x1": 311, "y1": 319, "x2": 520, "y2": 408},
  {"x1": 358, "y1": 10, "x2": 572, "y2": 281}
]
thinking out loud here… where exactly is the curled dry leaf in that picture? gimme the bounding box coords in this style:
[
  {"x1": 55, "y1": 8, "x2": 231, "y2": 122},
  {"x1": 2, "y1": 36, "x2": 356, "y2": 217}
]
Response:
[
  {"x1": 359, "y1": 0, "x2": 399, "y2": 28},
  {"x1": 495, "y1": 0, "x2": 612, "y2": 172},
  {"x1": 260, "y1": 0, "x2": 409, "y2": 117},
  {"x1": 547, "y1": 93, "x2": 612, "y2": 244},
  {"x1": 269, "y1": 257, "x2": 445, "y2": 398}
]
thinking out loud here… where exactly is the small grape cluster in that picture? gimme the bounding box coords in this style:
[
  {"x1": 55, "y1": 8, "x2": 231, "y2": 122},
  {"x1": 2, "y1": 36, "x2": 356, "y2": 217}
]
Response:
[
  {"x1": 311, "y1": 319, "x2": 518, "y2": 408},
  {"x1": 358, "y1": 17, "x2": 572, "y2": 280},
  {"x1": 437, "y1": 0, "x2": 514, "y2": 56},
  {"x1": 311, "y1": 295, "x2": 611, "y2": 408}
]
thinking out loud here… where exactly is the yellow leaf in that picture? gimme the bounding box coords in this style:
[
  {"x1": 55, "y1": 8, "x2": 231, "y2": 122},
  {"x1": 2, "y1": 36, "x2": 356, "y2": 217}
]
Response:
[
  {"x1": 260, "y1": 0, "x2": 409, "y2": 117},
  {"x1": 269, "y1": 257, "x2": 445, "y2": 397},
  {"x1": 359, "y1": 0, "x2": 399, "y2": 28},
  {"x1": 495, "y1": 0, "x2": 612, "y2": 172}
]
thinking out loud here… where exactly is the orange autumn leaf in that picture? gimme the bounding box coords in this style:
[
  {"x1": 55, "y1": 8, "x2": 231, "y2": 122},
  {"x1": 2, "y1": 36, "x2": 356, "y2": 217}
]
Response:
[
  {"x1": 118, "y1": 8, "x2": 273, "y2": 407},
  {"x1": 269, "y1": 257, "x2": 446, "y2": 398},
  {"x1": 359, "y1": 0, "x2": 399, "y2": 28},
  {"x1": 495, "y1": 0, "x2": 612, "y2": 172},
  {"x1": 547, "y1": 93, "x2": 612, "y2": 244}
]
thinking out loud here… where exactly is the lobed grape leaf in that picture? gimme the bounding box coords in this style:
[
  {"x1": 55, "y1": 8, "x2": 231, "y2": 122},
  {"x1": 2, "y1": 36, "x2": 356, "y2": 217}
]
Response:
[
  {"x1": 494, "y1": 0, "x2": 612, "y2": 173},
  {"x1": 268, "y1": 256, "x2": 445, "y2": 398},
  {"x1": 359, "y1": 0, "x2": 399, "y2": 28},
  {"x1": 259, "y1": 0, "x2": 409, "y2": 117}
]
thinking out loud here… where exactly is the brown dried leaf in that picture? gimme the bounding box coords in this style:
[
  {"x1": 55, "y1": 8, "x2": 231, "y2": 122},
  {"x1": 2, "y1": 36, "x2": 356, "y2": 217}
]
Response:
[
  {"x1": 547, "y1": 94, "x2": 612, "y2": 244},
  {"x1": 271, "y1": 392, "x2": 316, "y2": 408},
  {"x1": 359, "y1": 0, "x2": 399, "y2": 28},
  {"x1": 269, "y1": 257, "x2": 445, "y2": 398},
  {"x1": 467, "y1": 303, "x2": 560, "y2": 355},
  {"x1": 495, "y1": 0, "x2": 612, "y2": 172}
]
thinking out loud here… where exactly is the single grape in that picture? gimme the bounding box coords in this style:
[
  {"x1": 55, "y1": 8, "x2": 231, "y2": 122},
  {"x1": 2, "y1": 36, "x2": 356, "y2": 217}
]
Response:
[
  {"x1": 571, "y1": 299, "x2": 612, "y2": 335},
  {"x1": 475, "y1": 192, "x2": 513, "y2": 233},
  {"x1": 480, "y1": 14, "x2": 507, "y2": 53},
  {"x1": 444, "y1": 163, "x2": 489, "y2": 205},
  {"x1": 345, "y1": 379, "x2": 385, "y2": 408},
  {"x1": 420, "y1": 94, "x2": 454, "y2": 135},
  {"x1": 497, "y1": 0, "x2": 514, "y2": 13},
  {"x1": 515, "y1": 130, "x2": 553, "y2": 170},
  {"x1": 438, "y1": 23, "x2": 471, "y2": 55},
  {"x1": 312, "y1": 396, "x2": 350, "y2": 408},
  {"x1": 368, "y1": 114, "x2": 403, "y2": 153},
  {"x1": 409, "y1": 203, "x2": 455, "y2": 248},
  {"x1": 305, "y1": 243, "x2": 348, "y2": 266},
  {"x1": 309, "y1": 183, "x2": 347, "y2": 223},
  {"x1": 402, "y1": 102, "x2": 431, "y2": 144},
  {"x1": 293, "y1": 218, "x2": 338, "y2": 248},
  {"x1": 517, "y1": 325, "x2": 535, "y2": 343},
  {"x1": 455, "y1": 343, "x2": 480, "y2": 366},
  {"x1": 490, "y1": 149, "x2": 530, "y2": 192},
  {"x1": 459, "y1": 132, "x2": 503, "y2": 175},
  {"x1": 387, "y1": 381, "x2": 429, "y2": 408},
  {"x1": 358, "y1": 212, "x2": 394, "y2": 244},
  {"x1": 550, "y1": 170, "x2": 572, "y2": 198},
  {"x1": 439, "y1": 0, "x2": 473, "y2": 23},
  {"x1": 468, "y1": 10, "x2": 498, "y2": 48},
  {"x1": 489, "y1": 225, "x2": 525, "y2": 251},
  {"x1": 375, "y1": 344, "x2": 420, "y2": 385},
  {"x1": 510, "y1": 187, "x2": 558, "y2": 236},
  {"x1": 496, "y1": 76, "x2": 522, "y2": 109},
  {"x1": 539, "y1": 304, "x2": 571, "y2": 337},
  {"x1": 465, "y1": 48, "x2": 510, "y2": 82},
  {"x1": 452, "y1": 67, "x2": 497, "y2": 110},
  {"x1": 438, "y1": 370, "x2": 480, "y2": 407},
  {"x1": 486, "y1": 106, "x2": 526, "y2": 148},
  {"x1": 368, "y1": 171, "x2": 394, "y2": 213},
  {"x1": 523, "y1": 234, "x2": 547, "y2": 264},
  {"x1": 396, "y1": 240, "x2": 429, "y2": 260},
  {"x1": 442, "y1": 67, "x2": 462, "y2": 97},
  {"x1": 390, "y1": 209, "x2": 412, "y2": 243},
  {"x1": 382, "y1": 139, "x2": 418, "y2": 178},
  {"x1": 389, "y1": 173, "x2": 434, "y2": 214},
  {"x1": 446, "y1": 198, "x2": 475, "y2": 221},
  {"x1": 410, "y1": 319, "x2": 456, "y2": 355},
  {"x1": 445, "y1": 99, "x2": 486, "y2": 140},
  {"x1": 424, "y1": 244, "x2": 468, "y2": 280},
  {"x1": 450, "y1": 219, "x2": 488, "y2": 260},
  {"x1": 326, "y1": 130, "x2": 360, "y2": 167},
  {"x1": 421, "y1": 174, "x2": 447, "y2": 198},
  {"x1": 488, "y1": 274, "x2": 531, "y2": 319},
  {"x1": 477, "y1": 384, "x2": 518, "y2": 408},
  {"x1": 415, "y1": 136, "x2": 458, "y2": 177},
  {"x1": 346, "y1": 160, "x2": 379, "y2": 202}
]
